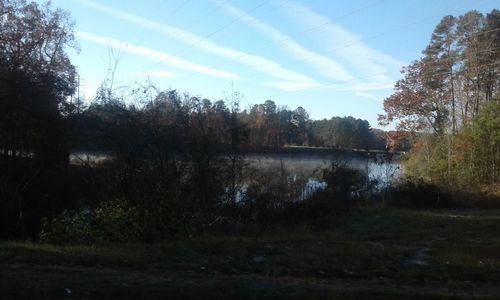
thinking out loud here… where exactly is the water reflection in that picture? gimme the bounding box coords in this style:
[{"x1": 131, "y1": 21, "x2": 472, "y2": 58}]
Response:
[
  {"x1": 70, "y1": 151, "x2": 402, "y2": 200},
  {"x1": 241, "y1": 152, "x2": 401, "y2": 201},
  {"x1": 245, "y1": 152, "x2": 401, "y2": 185}
]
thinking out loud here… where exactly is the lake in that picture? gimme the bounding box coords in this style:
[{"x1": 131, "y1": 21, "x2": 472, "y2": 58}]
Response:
[
  {"x1": 245, "y1": 151, "x2": 402, "y2": 184},
  {"x1": 70, "y1": 150, "x2": 403, "y2": 199}
]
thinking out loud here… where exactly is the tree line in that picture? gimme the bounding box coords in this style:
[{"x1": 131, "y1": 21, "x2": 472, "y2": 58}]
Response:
[
  {"x1": 379, "y1": 9, "x2": 499, "y2": 193},
  {"x1": 70, "y1": 95, "x2": 391, "y2": 155}
]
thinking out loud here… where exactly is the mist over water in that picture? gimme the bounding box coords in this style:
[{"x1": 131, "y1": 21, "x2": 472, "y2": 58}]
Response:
[
  {"x1": 70, "y1": 151, "x2": 402, "y2": 182},
  {"x1": 241, "y1": 152, "x2": 402, "y2": 201},
  {"x1": 246, "y1": 152, "x2": 402, "y2": 184},
  {"x1": 70, "y1": 151, "x2": 401, "y2": 201}
]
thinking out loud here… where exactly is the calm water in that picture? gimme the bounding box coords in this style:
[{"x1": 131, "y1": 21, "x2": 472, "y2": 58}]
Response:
[
  {"x1": 70, "y1": 151, "x2": 402, "y2": 198},
  {"x1": 245, "y1": 152, "x2": 402, "y2": 184},
  {"x1": 243, "y1": 152, "x2": 402, "y2": 200}
]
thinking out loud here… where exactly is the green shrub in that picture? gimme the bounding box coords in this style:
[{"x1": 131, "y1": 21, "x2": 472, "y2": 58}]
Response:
[
  {"x1": 40, "y1": 199, "x2": 146, "y2": 244},
  {"x1": 404, "y1": 101, "x2": 499, "y2": 197},
  {"x1": 39, "y1": 209, "x2": 94, "y2": 244}
]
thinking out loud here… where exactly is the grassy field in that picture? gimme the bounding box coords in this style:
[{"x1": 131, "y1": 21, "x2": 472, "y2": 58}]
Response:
[{"x1": 1, "y1": 208, "x2": 500, "y2": 299}]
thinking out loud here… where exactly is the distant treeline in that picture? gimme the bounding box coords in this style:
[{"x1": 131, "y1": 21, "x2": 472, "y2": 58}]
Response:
[{"x1": 68, "y1": 94, "x2": 406, "y2": 156}]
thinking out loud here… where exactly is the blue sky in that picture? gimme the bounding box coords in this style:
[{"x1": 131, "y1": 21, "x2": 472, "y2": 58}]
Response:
[{"x1": 43, "y1": 0, "x2": 498, "y2": 128}]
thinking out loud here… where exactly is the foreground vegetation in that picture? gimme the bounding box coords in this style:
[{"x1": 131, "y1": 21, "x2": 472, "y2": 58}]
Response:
[{"x1": 2, "y1": 208, "x2": 500, "y2": 299}]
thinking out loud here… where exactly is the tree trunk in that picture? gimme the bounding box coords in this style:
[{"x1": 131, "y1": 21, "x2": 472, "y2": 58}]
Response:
[{"x1": 450, "y1": 64, "x2": 456, "y2": 135}]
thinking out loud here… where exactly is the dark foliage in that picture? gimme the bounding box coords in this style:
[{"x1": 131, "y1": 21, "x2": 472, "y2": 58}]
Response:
[{"x1": 386, "y1": 180, "x2": 500, "y2": 209}]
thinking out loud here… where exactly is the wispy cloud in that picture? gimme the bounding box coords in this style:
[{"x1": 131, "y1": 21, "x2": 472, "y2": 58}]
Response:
[
  {"x1": 213, "y1": 0, "x2": 354, "y2": 82},
  {"x1": 72, "y1": 0, "x2": 320, "y2": 90},
  {"x1": 131, "y1": 71, "x2": 177, "y2": 78},
  {"x1": 349, "y1": 82, "x2": 395, "y2": 92},
  {"x1": 312, "y1": 82, "x2": 393, "y2": 97},
  {"x1": 354, "y1": 91, "x2": 381, "y2": 102},
  {"x1": 77, "y1": 31, "x2": 241, "y2": 81},
  {"x1": 262, "y1": 81, "x2": 322, "y2": 92},
  {"x1": 276, "y1": 0, "x2": 405, "y2": 90}
]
